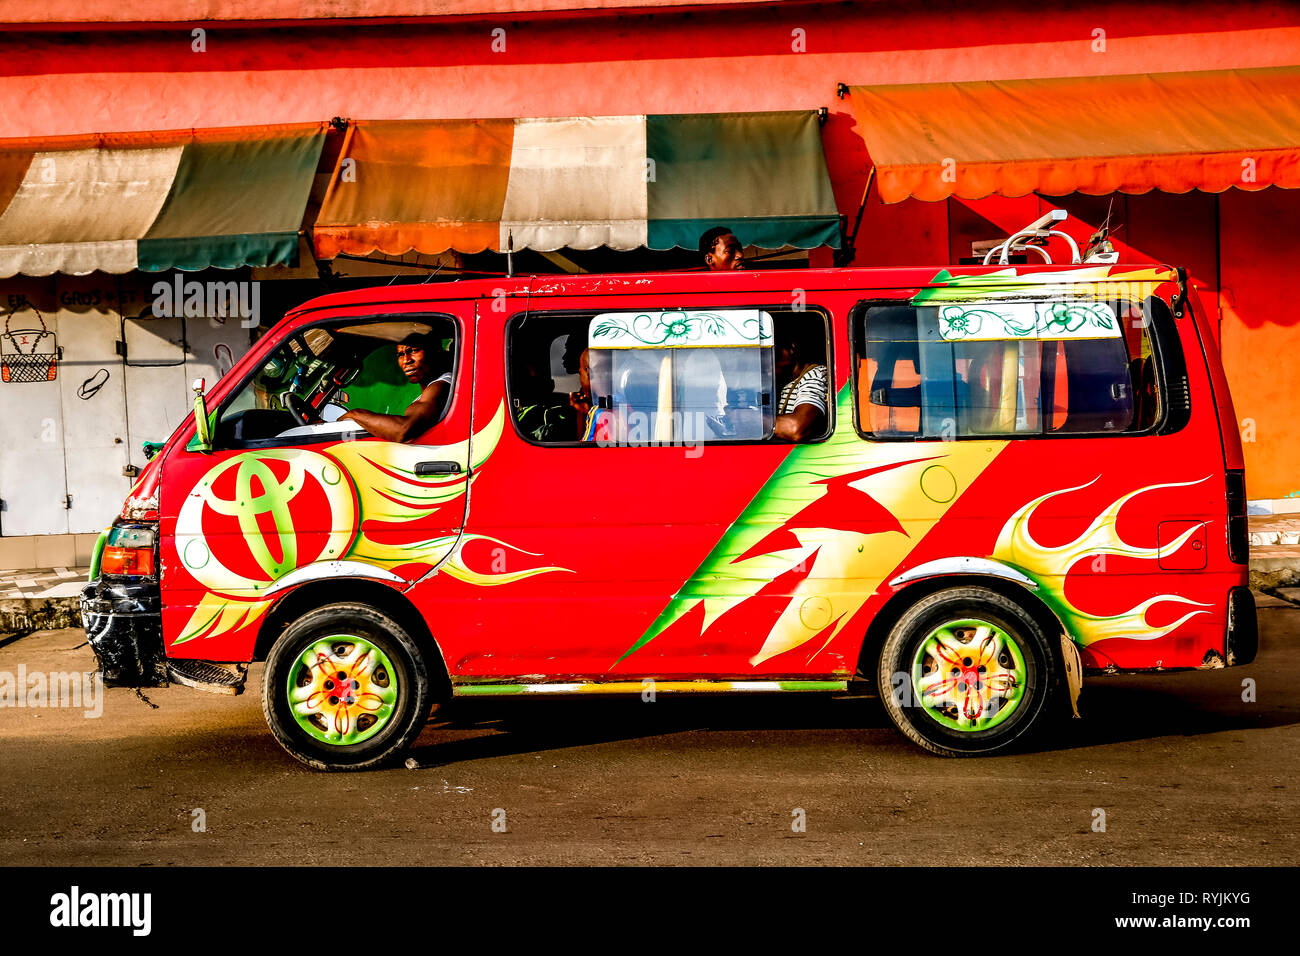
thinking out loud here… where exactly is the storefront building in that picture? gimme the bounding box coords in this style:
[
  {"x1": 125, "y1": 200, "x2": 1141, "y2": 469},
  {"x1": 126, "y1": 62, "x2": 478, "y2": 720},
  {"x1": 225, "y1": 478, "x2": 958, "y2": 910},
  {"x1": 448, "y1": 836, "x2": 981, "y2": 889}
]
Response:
[{"x1": 1, "y1": 0, "x2": 1298, "y2": 565}]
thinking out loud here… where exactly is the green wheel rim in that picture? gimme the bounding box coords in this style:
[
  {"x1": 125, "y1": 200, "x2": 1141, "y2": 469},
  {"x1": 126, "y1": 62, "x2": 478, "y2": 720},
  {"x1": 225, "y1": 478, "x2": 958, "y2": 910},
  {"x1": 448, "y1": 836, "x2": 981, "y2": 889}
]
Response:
[
  {"x1": 910, "y1": 618, "x2": 1027, "y2": 732},
  {"x1": 286, "y1": 635, "x2": 400, "y2": 746}
]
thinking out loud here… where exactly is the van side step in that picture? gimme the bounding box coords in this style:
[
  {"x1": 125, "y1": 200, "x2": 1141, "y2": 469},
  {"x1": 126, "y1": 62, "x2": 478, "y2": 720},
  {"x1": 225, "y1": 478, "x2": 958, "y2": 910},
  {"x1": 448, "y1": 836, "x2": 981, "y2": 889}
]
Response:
[
  {"x1": 453, "y1": 679, "x2": 848, "y2": 696},
  {"x1": 166, "y1": 659, "x2": 248, "y2": 696}
]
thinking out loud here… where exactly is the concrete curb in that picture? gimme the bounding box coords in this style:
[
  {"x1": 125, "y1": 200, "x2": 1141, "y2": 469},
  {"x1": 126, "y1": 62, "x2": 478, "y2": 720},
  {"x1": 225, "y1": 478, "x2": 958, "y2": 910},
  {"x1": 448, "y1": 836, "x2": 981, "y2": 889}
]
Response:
[
  {"x1": 1249, "y1": 567, "x2": 1300, "y2": 590},
  {"x1": 0, "y1": 596, "x2": 81, "y2": 634}
]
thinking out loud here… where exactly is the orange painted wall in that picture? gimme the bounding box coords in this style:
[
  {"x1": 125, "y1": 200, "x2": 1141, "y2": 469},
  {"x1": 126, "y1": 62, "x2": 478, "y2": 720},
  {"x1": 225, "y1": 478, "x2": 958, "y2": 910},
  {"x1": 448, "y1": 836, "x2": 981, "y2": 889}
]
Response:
[{"x1": 1219, "y1": 188, "x2": 1300, "y2": 500}]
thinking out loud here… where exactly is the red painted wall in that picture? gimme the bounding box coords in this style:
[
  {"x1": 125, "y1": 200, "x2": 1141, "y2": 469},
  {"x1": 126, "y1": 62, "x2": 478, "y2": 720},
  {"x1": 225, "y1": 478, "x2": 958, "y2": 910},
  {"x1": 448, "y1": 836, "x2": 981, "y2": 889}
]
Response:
[{"x1": 1, "y1": 0, "x2": 1296, "y2": 494}]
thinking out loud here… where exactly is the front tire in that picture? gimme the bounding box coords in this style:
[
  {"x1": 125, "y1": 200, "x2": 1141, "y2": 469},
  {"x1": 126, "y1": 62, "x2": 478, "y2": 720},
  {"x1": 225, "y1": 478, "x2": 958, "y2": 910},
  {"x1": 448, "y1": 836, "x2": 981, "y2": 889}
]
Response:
[
  {"x1": 877, "y1": 587, "x2": 1057, "y2": 756},
  {"x1": 262, "y1": 603, "x2": 433, "y2": 771}
]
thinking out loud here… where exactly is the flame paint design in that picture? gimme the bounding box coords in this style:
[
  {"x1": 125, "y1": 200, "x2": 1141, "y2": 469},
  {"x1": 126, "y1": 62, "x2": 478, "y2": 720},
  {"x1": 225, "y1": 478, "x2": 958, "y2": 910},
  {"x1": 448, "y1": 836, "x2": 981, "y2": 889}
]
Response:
[
  {"x1": 174, "y1": 402, "x2": 567, "y2": 645},
  {"x1": 991, "y1": 477, "x2": 1212, "y2": 646},
  {"x1": 176, "y1": 592, "x2": 275, "y2": 645},
  {"x1": 621, "y1": 385, "x2": 1006, "y2": 668}
]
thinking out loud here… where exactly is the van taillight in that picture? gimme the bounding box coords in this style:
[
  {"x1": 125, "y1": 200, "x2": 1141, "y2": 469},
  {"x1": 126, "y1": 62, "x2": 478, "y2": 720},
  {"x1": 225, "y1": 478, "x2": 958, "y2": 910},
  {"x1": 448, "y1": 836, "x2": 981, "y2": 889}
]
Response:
[{"x1": 1226, "y1": 469, "x2": 1248, "y2": 564}]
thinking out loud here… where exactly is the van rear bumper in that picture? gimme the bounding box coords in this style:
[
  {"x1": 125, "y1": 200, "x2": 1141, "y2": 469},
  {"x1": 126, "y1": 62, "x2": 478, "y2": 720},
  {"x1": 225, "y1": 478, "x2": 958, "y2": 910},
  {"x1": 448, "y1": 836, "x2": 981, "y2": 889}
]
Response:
[{"x1": 79, "y1": 576, "x2": 168, "y2": 687}]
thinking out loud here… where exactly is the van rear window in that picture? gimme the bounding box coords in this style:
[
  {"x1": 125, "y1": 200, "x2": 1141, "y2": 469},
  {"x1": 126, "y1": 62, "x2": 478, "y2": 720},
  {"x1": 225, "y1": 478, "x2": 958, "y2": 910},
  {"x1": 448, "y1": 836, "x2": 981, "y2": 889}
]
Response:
[{"x1": 852, "y1": 297, "x2": 1163, "y2": 440}]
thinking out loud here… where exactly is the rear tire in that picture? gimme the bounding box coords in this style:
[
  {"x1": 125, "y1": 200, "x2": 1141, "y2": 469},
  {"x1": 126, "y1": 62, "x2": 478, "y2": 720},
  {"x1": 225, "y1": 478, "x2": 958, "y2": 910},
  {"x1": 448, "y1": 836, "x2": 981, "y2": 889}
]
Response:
[
  {"x1": 877, "y1": 587, "x2": 1057, "y2": 756},
  {"x1": 262, "y1": 602, "x2": 433, "y2": 771}
]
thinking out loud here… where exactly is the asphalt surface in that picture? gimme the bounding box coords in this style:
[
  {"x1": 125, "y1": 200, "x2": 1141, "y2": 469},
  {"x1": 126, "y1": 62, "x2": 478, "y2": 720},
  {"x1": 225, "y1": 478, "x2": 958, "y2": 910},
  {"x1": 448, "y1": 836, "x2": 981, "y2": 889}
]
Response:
[{"x1": 1, "y1": 605, "x2": 1296, "y2": 866}]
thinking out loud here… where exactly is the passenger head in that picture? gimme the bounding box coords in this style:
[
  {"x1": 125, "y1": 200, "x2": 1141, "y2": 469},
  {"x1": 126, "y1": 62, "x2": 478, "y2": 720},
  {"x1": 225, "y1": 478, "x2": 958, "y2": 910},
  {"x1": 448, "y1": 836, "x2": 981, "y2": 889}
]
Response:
[
  {"x1": 699, "y1": 226, "x2": 744, "y2": 271},
  {"x1": 514, "y1": 350, "x2": 555, "y2": 404},
  {"x1": 774, "y1": 321, "x2": 823, "y2": 378},
  {"x1": 578, "y1": 348, "x2": 592, "y2": 396},
  {"x1": 562, "y1": 331, "x2": 587, "y2": 375},
  {"x1": 396, "y1": 332, "x2": 436, "y2": 385}
]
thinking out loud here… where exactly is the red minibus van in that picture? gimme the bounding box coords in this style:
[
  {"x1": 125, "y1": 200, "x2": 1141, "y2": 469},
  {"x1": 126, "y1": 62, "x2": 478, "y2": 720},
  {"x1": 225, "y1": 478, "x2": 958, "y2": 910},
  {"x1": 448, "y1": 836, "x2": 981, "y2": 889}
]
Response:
[{"x1": 81, "y1": 263, "x2": 1256, "y2": 769}]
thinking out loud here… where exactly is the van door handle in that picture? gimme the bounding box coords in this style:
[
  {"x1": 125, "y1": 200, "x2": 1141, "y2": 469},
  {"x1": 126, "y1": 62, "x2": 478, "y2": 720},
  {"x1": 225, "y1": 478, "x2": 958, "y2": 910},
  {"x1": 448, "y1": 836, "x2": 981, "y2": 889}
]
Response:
[{"x1": 414, "y1": 460, "x2": 462, "y2": 476}]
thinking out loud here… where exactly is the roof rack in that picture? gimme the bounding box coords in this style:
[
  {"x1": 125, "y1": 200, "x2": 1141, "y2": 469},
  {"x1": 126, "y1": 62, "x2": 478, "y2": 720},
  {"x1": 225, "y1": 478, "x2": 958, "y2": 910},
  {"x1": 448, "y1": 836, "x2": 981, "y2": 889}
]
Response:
[{"x1": 982, "y1": 209, "x2": 1081, "y2": 265}]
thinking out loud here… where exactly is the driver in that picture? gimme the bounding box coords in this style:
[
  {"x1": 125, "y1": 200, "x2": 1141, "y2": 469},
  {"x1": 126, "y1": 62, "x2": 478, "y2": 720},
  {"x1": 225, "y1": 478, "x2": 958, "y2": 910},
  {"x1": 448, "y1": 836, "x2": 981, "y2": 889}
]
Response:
[{"x1": 338, "y1": 332, "x2": 451, "y2": 443}]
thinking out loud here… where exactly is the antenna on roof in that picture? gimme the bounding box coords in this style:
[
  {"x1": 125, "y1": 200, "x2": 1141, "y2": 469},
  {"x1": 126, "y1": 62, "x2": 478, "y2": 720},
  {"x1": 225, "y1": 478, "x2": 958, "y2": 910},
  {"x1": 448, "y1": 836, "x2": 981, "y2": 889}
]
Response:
[
  {"x1": 1083, "y1": 198, "x2": 1121, "y2": 263},
  {"x1": 506, "y1": 232, "x2": 515, "y2": 278}
]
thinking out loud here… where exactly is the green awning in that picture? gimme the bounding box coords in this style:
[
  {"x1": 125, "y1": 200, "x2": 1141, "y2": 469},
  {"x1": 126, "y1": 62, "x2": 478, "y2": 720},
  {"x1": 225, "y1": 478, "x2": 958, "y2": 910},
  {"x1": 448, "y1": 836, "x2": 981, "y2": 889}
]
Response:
[
  {"x1": 0, "y1": 124, "x2": 325, "y2": 277},
  {"x1": 645, "y1": 111, "x2": 841, "y2": 251}
]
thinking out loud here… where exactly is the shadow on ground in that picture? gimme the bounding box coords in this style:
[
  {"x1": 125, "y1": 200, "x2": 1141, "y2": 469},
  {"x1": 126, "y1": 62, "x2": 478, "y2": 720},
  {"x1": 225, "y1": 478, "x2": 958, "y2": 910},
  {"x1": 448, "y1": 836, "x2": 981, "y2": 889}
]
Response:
[{"x1": 396, "y1": 608, "x2": 1300, "y2": 766}]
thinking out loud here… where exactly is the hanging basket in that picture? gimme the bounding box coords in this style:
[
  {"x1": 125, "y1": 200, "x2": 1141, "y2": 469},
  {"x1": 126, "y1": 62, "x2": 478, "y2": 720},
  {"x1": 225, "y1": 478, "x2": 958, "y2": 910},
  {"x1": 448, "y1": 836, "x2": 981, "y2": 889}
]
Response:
[{"x1": 2, "y1": 312, "x2": 57, "y2": 384}]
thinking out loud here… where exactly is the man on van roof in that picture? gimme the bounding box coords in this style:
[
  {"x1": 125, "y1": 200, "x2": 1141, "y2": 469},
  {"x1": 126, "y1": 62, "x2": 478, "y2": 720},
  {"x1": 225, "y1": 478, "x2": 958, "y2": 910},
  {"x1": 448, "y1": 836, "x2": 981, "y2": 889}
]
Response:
[
  {"x1": 339, "y1": 332, "x2": 451, "y2": 443},
  {"x1": 700, "y1": 226, "x2": 745, "y2": 271}
]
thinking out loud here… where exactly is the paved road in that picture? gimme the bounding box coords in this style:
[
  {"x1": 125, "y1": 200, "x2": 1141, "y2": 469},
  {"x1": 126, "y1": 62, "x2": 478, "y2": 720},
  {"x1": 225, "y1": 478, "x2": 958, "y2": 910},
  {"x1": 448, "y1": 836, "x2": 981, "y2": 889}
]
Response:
[{"x1": 1, "y1": 605, "x2": 1297, "y2": 866}]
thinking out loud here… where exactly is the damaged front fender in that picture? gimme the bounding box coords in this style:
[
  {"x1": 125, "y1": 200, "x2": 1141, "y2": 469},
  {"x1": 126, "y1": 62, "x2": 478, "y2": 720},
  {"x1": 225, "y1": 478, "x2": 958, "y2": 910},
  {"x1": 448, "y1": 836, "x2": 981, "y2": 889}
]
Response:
[{"x1": 80, "y1": 576, "x2": 167, "y2": 687}]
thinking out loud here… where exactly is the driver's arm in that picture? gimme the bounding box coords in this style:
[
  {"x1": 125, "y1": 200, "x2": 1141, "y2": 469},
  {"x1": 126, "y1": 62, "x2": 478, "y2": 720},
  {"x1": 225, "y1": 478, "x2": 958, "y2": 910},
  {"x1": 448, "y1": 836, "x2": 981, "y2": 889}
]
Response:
[{"x1": 339, "y1": 380, "x2": 448, "y2": 443}]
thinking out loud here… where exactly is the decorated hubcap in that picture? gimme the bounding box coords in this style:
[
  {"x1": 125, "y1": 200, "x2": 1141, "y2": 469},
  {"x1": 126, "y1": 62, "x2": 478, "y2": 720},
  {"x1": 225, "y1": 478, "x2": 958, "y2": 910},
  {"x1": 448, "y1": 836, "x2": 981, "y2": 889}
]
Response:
[
  {"x1": 911, "y1": 619, "x2": 1026, "y2": 732},
  {"x1": 287, "y1": 636, "x2": 399, "y2": 745}
]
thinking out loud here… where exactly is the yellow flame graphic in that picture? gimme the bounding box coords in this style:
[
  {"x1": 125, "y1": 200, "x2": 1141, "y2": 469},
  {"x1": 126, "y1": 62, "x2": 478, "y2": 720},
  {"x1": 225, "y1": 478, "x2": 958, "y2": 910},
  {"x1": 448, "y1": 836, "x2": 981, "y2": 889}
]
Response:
[
  {"x1": 177, "y1": 592, "x2": 275, "y2": 645},
  {"x1": 440, "y1": 534, "x2": 571, "y2": 586},
  {"x1": 992, "y1": 477, "x2": 1212, "y2": 646}
]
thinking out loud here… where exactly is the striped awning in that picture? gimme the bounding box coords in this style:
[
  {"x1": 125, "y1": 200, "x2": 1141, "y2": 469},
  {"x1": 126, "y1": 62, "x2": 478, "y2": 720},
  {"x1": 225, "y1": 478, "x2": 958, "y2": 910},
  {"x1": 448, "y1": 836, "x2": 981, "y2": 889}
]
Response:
[
  {"x1": 848, "y1": 67, "x2": 1300, "y2": 203},
  {"x1": 0, "y1": 124, "x2": 326, "y2": 278},
  {"x1": 313, "y1": 111, "x2": 840, "y2": 258}
]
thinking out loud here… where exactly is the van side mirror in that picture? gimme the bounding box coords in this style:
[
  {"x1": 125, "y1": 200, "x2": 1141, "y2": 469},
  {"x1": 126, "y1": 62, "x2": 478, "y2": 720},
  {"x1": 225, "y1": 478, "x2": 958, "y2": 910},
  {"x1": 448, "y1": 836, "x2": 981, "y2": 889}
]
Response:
[{"x1": 192, "y1": 378, "x2": 213, "y2": 453}]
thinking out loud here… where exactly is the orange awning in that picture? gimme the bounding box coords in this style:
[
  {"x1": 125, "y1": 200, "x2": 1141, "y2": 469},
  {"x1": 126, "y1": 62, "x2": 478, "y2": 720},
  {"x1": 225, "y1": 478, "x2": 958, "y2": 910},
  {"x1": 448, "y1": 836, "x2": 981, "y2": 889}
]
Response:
[{"x1": 848, "y1": 67, "x2": 1300, "y2": 203}]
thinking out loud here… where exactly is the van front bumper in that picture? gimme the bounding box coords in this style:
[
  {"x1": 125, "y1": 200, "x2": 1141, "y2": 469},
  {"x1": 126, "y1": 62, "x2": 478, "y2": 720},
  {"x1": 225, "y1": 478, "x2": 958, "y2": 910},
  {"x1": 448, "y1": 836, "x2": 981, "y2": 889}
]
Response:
[{"x1": 79, "y1": 576, "x2": 168, "y2": 687}]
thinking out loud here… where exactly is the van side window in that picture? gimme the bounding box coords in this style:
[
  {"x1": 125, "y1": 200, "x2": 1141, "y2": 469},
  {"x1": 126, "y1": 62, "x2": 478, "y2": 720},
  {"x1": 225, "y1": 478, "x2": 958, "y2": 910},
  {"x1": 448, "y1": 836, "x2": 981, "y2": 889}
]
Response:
[
  {"x1": 852, "y1": 298, "x2": 1162, "y2": 440},
  {"x1": 507, "y1": 308, "x2": 831, "y2": 445},
  {"x1": 214, "y1": 316, "x2": 457, "y2": 447}
]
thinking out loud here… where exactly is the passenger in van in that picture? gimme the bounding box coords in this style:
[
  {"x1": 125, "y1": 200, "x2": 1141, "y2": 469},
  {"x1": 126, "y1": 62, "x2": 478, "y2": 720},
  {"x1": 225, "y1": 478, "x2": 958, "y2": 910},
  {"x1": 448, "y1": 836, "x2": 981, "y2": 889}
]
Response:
[
  {"x1": 338, "y1": 333, "x2": 451, "y2": 443},
  {"x1": 699, "y1": 226, "x2": 745, "y2": 271},
  {"x1": 569, "y1": 348, "x2": 612, "y2": 442},
  {"x1": 773, "y1": 325, "x2": 829, "y2": 441},
  {"x1": 513, "y1": 351, "x2": 576, "y2": 442}
]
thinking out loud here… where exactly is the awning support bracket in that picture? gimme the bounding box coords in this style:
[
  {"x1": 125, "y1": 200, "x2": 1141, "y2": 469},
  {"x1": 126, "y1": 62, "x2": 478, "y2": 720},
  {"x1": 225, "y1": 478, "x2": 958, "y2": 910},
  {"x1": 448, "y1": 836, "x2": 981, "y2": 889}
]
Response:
[{"x1": 835, "y1": 166, "x2": 875, "y2": 267}]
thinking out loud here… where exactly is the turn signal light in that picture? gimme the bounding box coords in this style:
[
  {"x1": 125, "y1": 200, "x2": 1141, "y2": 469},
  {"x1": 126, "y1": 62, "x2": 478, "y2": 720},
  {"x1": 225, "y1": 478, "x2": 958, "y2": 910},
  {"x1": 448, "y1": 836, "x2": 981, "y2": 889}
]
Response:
[{"x1": 101, "y1": 546, "x2": 155, "y2": 577}]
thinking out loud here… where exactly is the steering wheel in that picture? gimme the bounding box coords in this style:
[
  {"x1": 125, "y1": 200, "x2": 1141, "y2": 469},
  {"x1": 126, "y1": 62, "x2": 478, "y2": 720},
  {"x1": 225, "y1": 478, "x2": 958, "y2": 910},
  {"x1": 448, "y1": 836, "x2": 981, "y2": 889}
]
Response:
[{"x1": 282, "y1": 392, "x2": 315, "y2": 427}]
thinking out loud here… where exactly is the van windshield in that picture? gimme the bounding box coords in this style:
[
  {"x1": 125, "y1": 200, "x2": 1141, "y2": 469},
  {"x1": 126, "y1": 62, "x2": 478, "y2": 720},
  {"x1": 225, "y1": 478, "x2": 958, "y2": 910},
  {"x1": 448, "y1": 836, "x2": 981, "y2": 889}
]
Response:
[{"x1": 216, "y1": 318, "x2": 454, "y2": 446}]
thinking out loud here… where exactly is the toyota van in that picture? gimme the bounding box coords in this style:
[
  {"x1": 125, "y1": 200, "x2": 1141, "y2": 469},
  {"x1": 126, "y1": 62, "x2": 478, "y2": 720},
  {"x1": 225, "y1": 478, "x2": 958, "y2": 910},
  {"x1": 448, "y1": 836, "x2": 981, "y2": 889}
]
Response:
[{"x1": 81, "y1": 262, "x2": 1256, "y2": 769}]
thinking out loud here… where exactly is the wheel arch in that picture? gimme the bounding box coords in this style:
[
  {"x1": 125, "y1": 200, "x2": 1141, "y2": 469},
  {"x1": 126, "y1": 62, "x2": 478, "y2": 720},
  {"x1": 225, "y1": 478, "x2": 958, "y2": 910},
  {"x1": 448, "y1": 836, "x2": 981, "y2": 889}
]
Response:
[
  {"x1": 856, "y1": 573, "x2": 1070, "y2": 684},
  {"x1": 254, "y1": 579, "x2": 452, "y2": 700}
]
